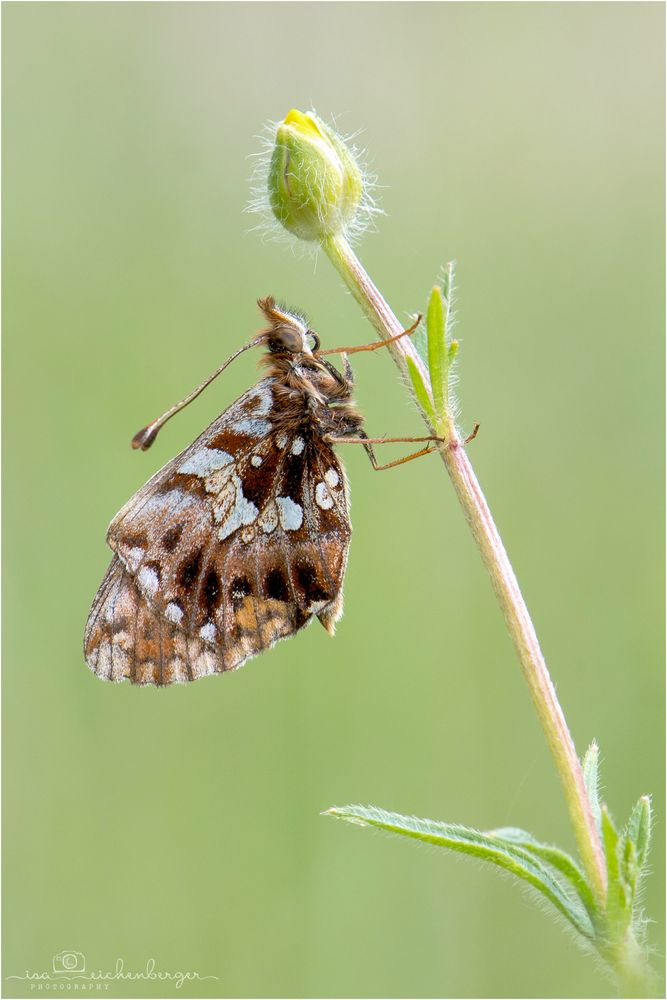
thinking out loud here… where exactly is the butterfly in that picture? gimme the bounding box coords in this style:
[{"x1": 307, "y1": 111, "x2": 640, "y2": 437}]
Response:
[{"x1": 84, "y1": 297, "x2": 440, "y2": 685}]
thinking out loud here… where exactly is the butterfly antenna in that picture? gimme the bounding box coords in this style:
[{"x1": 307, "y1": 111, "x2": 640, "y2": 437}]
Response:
[{"x1": 131, "y1": 338, "x2": 264, "y2": 450}]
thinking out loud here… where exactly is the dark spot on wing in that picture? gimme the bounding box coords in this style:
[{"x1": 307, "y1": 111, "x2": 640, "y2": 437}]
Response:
[
  {"x1": 111, "y1": 615, "x2": 129, "y2": 635},
  {"x1": 295, "y1": 562, "x2": 332, "y2": 604},
  {"x1": 240, "y1": 388, "x2": 272, "y2": 414},
  {"x1": 294, "y1": 607, "x2": 311, "y2": 628},
  {"x1": 162, "y1": 524, "x2": 184, "y2": 551},
  {"x1": 240, "y1": 466, "x2": 273, "y2": 509},
  {"x1": 202, "y1": 568, "x2": 221, "y2": 614},
  {"x1": 239, "y1": 446, "x2": 283, "y2": 509},
  {"x1": 120, "y1": 531, "x2": 148, "y2": 550},
  {"x1": 179, "y1": 548, "x2": 203, "y2": 590},
  {"x1": 281, "y1": 444, "x2": 308, "y2": 501},
  {"x1": 265, "y1": 567, "x2": 289, "y2": 602},
  {"x1": 229, "y1": 576, "x2": 252, "y2": 603}
]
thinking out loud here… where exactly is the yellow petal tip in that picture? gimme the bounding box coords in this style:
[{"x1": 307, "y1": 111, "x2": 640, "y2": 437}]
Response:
[{"x1": 283, "y1": 108, "x2": 322, "y2": 138}]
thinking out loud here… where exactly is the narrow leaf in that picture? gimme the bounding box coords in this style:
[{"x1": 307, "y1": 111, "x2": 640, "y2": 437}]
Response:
[
  {"x1": 490, "y1": 827, "x2": 598, "y2": 921},
  {"x1": 582, "y1": 741, "x2": 602, "y2": 835},
  {"x1": 443, "y1": 261, "x2": 456, "y2": 365},
  {"x1": 406, "y1": 356, "x2": 435, "y2": 423},
  {"x1": 426, "y1": 286, "x2": 447, "y2": 417},
  {"x1": 601, "y1": 805, "x2": 621, "y2": 883},
  {"x1": 601, "y1": 804, "x2": 631, "y2": 935},
  {"x1": 620, "y1": 835, "x2": 639, "y2": 902},
  {"x1": 625, "y1": 795, "x2": 652, "y2": 870},
  {"x1": 325, "y1": 805, "x2": 595, "y2": 940}
]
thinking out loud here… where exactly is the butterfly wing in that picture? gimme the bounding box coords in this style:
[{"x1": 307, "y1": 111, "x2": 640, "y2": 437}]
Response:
[
  {"x1": 84, "y1": 556, "x2": 224, "y2": 684},
  {"x1": 84, "y1": 378, "x2": 351, "y2": 685}
]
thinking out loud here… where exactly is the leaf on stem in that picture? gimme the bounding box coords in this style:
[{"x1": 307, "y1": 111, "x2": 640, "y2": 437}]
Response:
[
  {"x1": 490, "y1": 826, "x2": 598, "y2": 922},
  {"x1": 624, "y1": 795, "x2": 651, "y2": 871},
  {"x1": 406, "y1": 356, "x2": 436, "y2": 424},
  {"x1": 601, "y1": 804, "x2": 632, "y2": 936},
  {"x1": 617, "y1": 795, "x2": 652, "y2": 910},
  {"x1": 621, "y1": 837, "x2": 639, "y2": 903},
  {"x1": 324, "y1": 805, "x2": 595, "y2": 941},
  {"x1": 427, "y1": 286, "x2": 447, "y2": 417},
  {"x1": 582, "y1": 741, "x2": 602, "y2": 835}
]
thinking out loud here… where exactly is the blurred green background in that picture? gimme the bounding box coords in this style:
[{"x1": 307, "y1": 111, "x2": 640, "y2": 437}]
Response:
[{"x1": 3, "y1": 3, "x2": 664, "y2": 997}]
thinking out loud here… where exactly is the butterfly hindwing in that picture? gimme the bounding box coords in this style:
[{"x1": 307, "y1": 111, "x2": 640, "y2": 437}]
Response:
[{"x1": 84, "y1": 556, "x2": 225, "y2": 684}]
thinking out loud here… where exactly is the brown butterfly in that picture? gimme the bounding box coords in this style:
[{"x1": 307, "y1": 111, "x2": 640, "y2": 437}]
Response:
[{"x1": 84, "y1": 298, "x2": 441, "y2": 685}]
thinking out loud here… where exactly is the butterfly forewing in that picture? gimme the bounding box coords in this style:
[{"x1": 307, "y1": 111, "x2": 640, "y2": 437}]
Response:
[{"x1": 85, "y1": 374, "x2": 352, "y2": 685}]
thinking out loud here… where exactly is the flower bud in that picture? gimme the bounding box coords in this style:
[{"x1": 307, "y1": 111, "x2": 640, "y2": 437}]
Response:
[{"x1": 268, "y1": 109, "x2": 364, "y2": 242}]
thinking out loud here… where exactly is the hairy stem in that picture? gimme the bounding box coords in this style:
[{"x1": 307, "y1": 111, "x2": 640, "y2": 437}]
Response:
[
  {"x1": 324, "y1": 232, "x2": 608, "y2": 907},
  {"x1": 608, "y1": 930, "x2": 657, "y2": 998}
]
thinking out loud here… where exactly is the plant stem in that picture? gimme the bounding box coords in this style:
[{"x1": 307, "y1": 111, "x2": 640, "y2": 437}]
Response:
[
  {"x1": 608, "y1": 930, "x2": 657, "y2": 998},
  {"x1": 324, "y1": 233, "x2": 608, "y2": 908}
]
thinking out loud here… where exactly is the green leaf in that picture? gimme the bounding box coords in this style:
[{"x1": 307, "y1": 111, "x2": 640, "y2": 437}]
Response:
[
  {"x1": 325, "y1": 805, "x2": 595, "y2": 941},
  {"x1": 426, "y1": 286, "x2": 447, "y2": 417},
  {"x1": 406, "y1": 356, "x2": 435, "y2": 423},
  {"x1": 620, "y1": 836, "x2": 639, "y2": 902},
  {"x1": 625, "y1": 795, "x2": 651, "y2": 871},
  {"x1": 601, "y1": 804, "x2": 631, "y2": 936},
  {"x1": 619, "y1": 796, "x2": 652, "y2": 908},
  {"x1": 489, "y1": 827, "x2": 598, "y2": 922},
  {"x1": 601, "y1": 805, "x2": 621, "y2": 884},
  {"x1": 582, "y1": 741, "x2": 602, "y2": 835}
]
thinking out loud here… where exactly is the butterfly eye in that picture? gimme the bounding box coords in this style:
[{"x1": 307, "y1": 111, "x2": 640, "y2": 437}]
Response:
[
  {"x1": 268, "y1": 328, "x2": 303, "y2": 353},
  {"x1": 308, "y1": 331, "x2": 320, "y2": 352}
]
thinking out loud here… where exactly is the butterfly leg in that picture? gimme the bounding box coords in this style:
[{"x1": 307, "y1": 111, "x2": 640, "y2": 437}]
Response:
[
  {"x1": 364, "y1": 441, "x2": 439, "y2": 471},
  {"x1": 326, "y1": 432, "x2": 444, "y2": 471},
  {"x1": 317, "y1": 315, "x2": 422, "y2": 358}
]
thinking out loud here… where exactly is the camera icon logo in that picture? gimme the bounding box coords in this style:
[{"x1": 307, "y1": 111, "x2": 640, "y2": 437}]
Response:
[{"x1": 52, "y1": 951, "x2": 86, "y2": 974}]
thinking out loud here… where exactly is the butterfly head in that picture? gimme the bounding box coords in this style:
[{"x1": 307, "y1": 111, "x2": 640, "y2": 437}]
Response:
[{"x1": 257, "y1": 297, "x2": 319, "y2": 357}]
